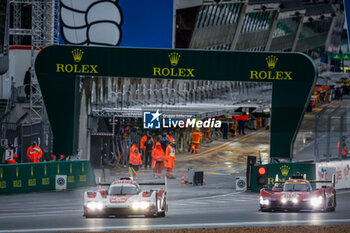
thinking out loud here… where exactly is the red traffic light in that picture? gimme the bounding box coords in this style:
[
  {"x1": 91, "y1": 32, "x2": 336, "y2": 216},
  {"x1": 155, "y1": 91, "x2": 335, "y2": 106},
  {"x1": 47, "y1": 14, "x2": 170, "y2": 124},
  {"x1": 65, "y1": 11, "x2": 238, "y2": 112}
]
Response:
[{"x1": 258, "y1": 167, "x2": 266, "y2": 175}]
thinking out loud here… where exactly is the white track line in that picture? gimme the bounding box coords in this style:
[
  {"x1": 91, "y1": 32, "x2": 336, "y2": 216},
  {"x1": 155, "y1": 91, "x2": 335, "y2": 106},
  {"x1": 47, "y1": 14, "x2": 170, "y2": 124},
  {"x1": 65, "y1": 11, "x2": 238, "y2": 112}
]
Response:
[{"x1": 1, "y1": 219, "x2": 350, "y2": 233}]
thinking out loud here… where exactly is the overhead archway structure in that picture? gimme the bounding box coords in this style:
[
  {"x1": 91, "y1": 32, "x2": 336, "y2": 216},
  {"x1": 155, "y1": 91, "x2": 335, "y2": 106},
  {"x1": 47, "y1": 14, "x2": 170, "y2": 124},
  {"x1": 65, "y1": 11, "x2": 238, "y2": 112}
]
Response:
[{"x1": 35, "y1": 46, "x2": 317, "y2": 159}]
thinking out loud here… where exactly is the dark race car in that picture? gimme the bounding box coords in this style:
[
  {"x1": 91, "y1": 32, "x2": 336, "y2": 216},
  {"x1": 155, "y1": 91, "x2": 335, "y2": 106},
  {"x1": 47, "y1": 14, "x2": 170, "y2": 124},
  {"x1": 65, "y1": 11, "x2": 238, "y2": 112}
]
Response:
[{"x1": 259, "y1": 174, "x2": 336, "y2": 212}]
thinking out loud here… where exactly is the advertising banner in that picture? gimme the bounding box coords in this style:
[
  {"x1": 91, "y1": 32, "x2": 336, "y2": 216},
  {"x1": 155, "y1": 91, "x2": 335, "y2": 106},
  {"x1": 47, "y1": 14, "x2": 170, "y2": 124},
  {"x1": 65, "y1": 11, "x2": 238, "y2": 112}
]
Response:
[
  {"x1": 59, "y1": 0, "x2": 174, "y2": 48},
  {"x1": 316, "y1": 161, "x2": 350, "y2": 189},
  {"x1": 0, "y1": 160, "x2": 95, "y2": 194}
]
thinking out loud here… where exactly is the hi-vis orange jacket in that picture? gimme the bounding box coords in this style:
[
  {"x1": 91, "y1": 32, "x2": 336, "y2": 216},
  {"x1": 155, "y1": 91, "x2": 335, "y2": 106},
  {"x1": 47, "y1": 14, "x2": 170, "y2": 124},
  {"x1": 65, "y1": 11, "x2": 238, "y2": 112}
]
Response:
[
  {"x1": 27, "y1": 145, "x2": 42, "y2": 163},
  {"x1": 152, "y1": 142, "x2": 165, "y2": 162},
  {"x1": 190, "y1": 129, "x2": 202, "y2": 144},
  {"x1": 164, "y1": 145, "x2": 176, "y2": 169}
]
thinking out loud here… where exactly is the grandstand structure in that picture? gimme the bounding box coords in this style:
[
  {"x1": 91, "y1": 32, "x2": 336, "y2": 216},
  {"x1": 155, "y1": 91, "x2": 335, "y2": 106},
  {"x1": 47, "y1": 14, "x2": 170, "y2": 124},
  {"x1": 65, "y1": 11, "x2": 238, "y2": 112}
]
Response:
[{"x1": 0, "y1": 0, "x2": 345, "y2": 164}]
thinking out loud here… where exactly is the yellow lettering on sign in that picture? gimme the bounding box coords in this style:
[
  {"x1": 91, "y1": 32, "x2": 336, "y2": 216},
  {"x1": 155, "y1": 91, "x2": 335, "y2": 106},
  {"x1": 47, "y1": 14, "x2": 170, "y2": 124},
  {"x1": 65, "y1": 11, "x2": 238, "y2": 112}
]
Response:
[
  {"x1": 284, "y1": 72, "x2": 292, "y2": 80},
  {"x1": 250, "y1": 71, "x2": 259, "y2": 79},
  {"x1": 13, "y1": 180, "x2": 22, "y2": 188},
  {"x1": 56, "y1": 64, "x2": 65, "y2": 72},
  {"x1": 267, "y1": 178, "x2": 274, "y2": 185},
  {"x1": 82, "y1": 65, "x2": 89, "y2": 73},
  {"x1": 65, "y1": 64, "x2": 73, "y2": 72},
  {"x1": 28, "y1": 179, "x2": 36, "y2": 186},
  {"x1": 162, "y1": 68, "x2": 170, "y2": 76},
  {"x1": 0, "y1": 168, "x2": 3, "y2": 179},
  {"x1": 44, "y1": 165, "x2": 47, "y2": 176},
  {"x1": 56, "y1": 64, "x2": 99, "y2": 74},
  {"x1": 186, "y1": 69, "x2": 195, "y2": 77},
  {"x1": 276, "y1": 71, "x2": 283, "y2": 80},
  {"x1": 249, "y1": 71, "x2": 293, "y2": 80},
  {"x1": 0, "y1": 181, "x2": 6, "y2": 189},
  {"x1": 57, "y1": 164, "x2": 60, "y2": 174},
  {"x1": 68, "y1": 176, "x2": 75, "y2": 183},
  {"x1": 178, "y1": 68, "x2": 186, "y2": 77},
  {"x1": 70, "y1": 164, "x2": 73, "y2": 174},
  {"x1": 16, "y1": 167, "x2": 19, "y2": 178},
  {"x1": 42, "y1": 177, "x2": 50, "y2": 185},
  {"x1": 31, "y1": 166, "x2": 34, "y2": 177},
  {"x1": 259, "y1": 71, "x2": 267, "y2": 80},
  {"x1": 153, "y1": 67, "x2": 161, "y2": 76},
  {"x1": 90, "y1": 65, "x2": 98, "y2": 74},
  {"x1": 82, "y1": 163, "x2": 85, "y2": 173},
  {"x1": 80, "y1": 175, "x2": 87, "y2": 182},
  {"x1": 152, "y1": 67, "x2": 196, "y2": 78},
  {"x1": 73, "y1": 64, "x2": 81, "y2": 73}
]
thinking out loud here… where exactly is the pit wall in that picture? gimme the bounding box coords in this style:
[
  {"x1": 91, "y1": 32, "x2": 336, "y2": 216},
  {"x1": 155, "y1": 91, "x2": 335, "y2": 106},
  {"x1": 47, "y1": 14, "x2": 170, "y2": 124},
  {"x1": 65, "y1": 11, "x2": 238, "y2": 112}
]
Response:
[
  {"x1": 251, "y1": 162, "x2": 316, "y2": 192},
  {"x1": 0, "y1": 160, "x2": 96, "y2": 194},
  {"x1": 316, "y1": 161, "x2": 350, "y2": 189}
]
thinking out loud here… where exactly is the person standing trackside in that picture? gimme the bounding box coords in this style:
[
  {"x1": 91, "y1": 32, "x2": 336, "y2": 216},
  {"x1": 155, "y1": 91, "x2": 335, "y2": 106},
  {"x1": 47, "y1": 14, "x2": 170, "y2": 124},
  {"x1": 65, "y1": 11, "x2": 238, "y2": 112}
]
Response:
[
  {"x1": 23, "y1": 67, "x2": 31, "y2": 98},
  {"x1": 129, "y1": 141, "x2": 139, "y2": 166},
  {"x1": 144, "y1": 136, "x2": 154, "y2": 169},
  {"x1": 27, "y1": 141, "x2": 42, "y2": 163},
  {"x1": 167, "y1": 132, "x2": 174, "y2": 142},
  {"x1": 129, "y1": 148, "x2": 142, "y2": 179},
  {"x1": 190, "y1": 128, "x2": 202, "y2": 154},
  {"x1": 5, "y1": 144, "x2": 18, "y2": 164},
  {"x1": 164, "y1": 139, "x2": 176, "y2": 179},
  {"x1": 152, "y1": 142, "x2": 165, "y2": 178},
  {"x1": 159, "y1": 133, "x2": 169, "y2": 153}
]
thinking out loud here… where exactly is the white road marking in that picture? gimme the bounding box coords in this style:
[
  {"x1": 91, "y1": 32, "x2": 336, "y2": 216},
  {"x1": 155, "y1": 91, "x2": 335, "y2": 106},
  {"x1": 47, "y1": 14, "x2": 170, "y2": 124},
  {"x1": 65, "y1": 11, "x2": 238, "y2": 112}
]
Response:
[{"x1": 1, "y1": 219, "x2": 350, "y2": 232}]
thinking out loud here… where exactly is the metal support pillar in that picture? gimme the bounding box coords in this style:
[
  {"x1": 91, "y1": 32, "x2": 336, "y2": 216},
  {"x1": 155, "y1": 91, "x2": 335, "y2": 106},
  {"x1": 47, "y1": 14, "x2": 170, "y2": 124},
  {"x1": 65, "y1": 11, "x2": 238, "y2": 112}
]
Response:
[
  {"x1": 291, "y1": 16, "x2": 304, "y2": 52},
  {"x1": 314, "y1": 106, "x2": 328, "y2": 162},
  {"x1": 230, "y1": 4, "x2": 247, "y2": 50},
  {"x1": 264, "y1": 11, "x2": 279, "y2": 51},
  {"x1": 12, "y1": 2, "x2": 21, "y2": 45}
]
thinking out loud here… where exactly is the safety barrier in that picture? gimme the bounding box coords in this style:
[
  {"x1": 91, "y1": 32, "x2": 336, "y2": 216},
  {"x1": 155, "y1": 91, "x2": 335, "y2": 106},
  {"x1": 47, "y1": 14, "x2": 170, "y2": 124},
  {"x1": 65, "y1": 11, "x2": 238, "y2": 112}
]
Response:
[
  {"x1": 0, "y1": 160, "x2": 95, "y2": 194},
  {"x1": 251, "y1": 162, "x2": 315, "y2": 192},
  {"x1": 316, "y1": 160, "x2": 350, "y2": 189}
]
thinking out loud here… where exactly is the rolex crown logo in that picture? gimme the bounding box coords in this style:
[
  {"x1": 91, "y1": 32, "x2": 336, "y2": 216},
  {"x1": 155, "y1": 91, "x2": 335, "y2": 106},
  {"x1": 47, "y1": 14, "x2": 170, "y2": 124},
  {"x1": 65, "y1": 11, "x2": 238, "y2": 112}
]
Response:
[
  {"x1": 72, "y1": 49, "x2": 84, "y2": 63},
  {"x1": 168, "y1": 52, "x2": 180, "y2": 66},
  {"x1": 266, "y1": 55, "x2": 278, "y2": 69},
  {"x1": 280, "y1": 165, "x2": 290, "y2": 177}
]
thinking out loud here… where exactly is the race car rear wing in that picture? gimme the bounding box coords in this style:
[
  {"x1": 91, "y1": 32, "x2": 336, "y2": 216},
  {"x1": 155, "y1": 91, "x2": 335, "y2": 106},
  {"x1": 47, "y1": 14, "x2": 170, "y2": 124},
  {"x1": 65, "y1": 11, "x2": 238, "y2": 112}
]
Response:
[
  {"x1": 274, "y1": 174, "x2": 335, "y2": 187},
  {"x1": 97, "y1": 177, "x2": 168, "y2": 191},
  {"x1": 309, "y1": 174, "x2": 336, "y2": 187},
  {"x1": 138, "y1": 177, "x2": 168, "y2": 192}
]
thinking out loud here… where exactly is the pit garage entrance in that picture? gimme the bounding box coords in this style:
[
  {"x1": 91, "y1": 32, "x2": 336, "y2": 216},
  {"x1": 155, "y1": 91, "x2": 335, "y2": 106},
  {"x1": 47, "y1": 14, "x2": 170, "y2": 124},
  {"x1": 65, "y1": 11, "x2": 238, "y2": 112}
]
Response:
[{"x1": 34, "y1": 46, "x2": 317, "y2": 159}]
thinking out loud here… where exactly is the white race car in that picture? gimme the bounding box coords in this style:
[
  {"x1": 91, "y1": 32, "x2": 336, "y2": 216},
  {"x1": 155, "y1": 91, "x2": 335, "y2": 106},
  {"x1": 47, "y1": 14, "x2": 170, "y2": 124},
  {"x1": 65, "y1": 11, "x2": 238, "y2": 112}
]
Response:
[{"x1": 83, "y1": 177, "x2": 167, "y2": 218}]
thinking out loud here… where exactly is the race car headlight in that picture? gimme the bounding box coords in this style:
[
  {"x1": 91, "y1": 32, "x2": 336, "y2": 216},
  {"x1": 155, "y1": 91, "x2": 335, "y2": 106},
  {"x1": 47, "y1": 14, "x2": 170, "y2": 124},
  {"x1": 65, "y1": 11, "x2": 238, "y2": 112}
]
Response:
[
  {"x1": 310, "y1": 196, "x2": 323, "y2": 207},
  {"x1": 281, "y1": 198, "x2": 287, "y2": 204},
  {"x1": 292, "y1": 198, "x2": 298, "y2": 204},
  {"x1": 132, "y1": 201, "x2": 150, "y2": 210},
  {"x1": 86, "y1": 201, "x2": 104, "y2": 211},
  {"x1": 260, "y1": 196, "x2": 275, "y2": 205}
]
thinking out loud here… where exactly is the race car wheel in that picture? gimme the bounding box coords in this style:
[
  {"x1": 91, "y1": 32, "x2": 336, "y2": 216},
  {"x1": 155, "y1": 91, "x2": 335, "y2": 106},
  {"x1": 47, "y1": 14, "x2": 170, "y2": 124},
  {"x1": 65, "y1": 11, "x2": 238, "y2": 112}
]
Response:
[
  {"x1": 322, "y1": 193, "x2": 328, "y2": 212},
  {"x1": 328, "y1": 195, "x2": 336, "y2": 212},
  {"x1": 260, "y1": 208, "x2": 272, "y2": 212},
  {"x1": 156, "y1": 211, "x2": 166, "y2": 217}
]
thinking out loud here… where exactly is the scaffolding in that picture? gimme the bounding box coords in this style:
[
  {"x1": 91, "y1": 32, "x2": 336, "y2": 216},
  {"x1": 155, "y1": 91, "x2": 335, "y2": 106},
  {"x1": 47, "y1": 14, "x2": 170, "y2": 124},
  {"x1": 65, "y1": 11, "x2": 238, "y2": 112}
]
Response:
[{"x1": 9, "y1": 0, "x2": 59, "y2": 123}]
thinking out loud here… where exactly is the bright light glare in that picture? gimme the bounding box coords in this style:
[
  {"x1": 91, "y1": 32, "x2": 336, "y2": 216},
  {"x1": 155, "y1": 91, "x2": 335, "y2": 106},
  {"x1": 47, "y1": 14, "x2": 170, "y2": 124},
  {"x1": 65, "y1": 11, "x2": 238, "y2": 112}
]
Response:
[
  {"x1": 281, "y1": 198, "x2": 287, "y2": 204},
  {"x1": 259, "y1": 197, "x2": 270, "y2": 205},
  {"x1": 292, "y1": 198, "x2": 298, "y2": 204},
  {"x1": 132, "y1": 201, "x2": 150, "y2": 210},
  {"x1": 87, "y1": 202, "x2": 103, "y2": 210},
  {"x1": 311, "y1": 196, "x2": 323, "y2": 207}
]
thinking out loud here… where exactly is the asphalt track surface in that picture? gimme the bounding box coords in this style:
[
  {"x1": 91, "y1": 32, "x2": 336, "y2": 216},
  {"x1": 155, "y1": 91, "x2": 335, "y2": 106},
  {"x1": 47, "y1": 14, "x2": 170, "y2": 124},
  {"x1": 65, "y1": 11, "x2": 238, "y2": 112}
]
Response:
[{"x1": 1, "y1": 175, "x2": 350, "y2": 233}]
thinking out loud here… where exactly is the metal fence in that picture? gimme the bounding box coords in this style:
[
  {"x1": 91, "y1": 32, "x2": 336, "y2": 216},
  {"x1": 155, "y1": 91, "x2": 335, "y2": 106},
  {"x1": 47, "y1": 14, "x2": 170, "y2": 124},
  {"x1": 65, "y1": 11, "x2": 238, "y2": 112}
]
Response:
[
  {"x1": 2, "y1": 121, "x2": 53, "y2": 162},
  {"x1": 314, "y1": 106, "x2": 349, "y2": 162}
]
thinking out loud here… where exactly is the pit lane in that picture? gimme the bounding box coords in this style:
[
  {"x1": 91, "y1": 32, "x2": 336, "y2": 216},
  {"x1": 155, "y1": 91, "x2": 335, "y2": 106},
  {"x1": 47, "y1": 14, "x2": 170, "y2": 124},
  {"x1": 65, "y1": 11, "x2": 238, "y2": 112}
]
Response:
[{"x1": 0, "y1": 176, "x2": 350, "y2": 233}]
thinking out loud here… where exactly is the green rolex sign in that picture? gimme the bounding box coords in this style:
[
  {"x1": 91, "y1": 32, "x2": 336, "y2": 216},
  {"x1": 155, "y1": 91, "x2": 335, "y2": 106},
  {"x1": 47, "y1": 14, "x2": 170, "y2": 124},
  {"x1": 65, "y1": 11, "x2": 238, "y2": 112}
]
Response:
[{"x1": 35, "y1": 46, "x2": 317, "y2": 159}]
